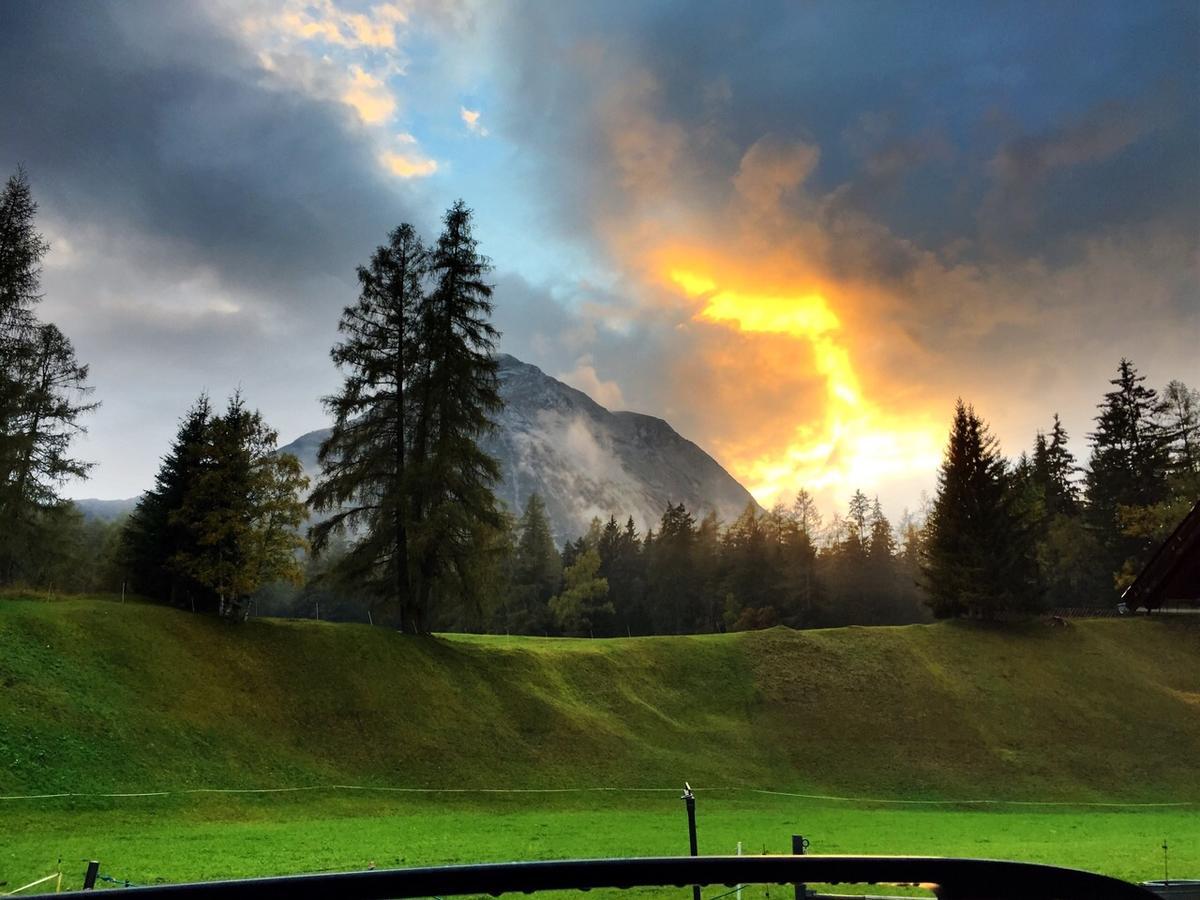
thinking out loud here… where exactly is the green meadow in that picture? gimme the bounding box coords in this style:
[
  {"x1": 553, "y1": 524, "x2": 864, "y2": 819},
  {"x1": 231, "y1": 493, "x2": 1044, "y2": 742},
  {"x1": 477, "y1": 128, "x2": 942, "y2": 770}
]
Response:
[{"x1": 2, "y1": 595, "x2": 1198, "y2": 893}]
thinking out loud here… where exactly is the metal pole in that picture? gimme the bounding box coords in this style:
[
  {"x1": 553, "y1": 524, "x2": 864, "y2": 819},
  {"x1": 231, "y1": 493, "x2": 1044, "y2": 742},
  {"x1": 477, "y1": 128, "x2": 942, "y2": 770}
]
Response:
[
  {"x1": 682, "y1": 784, "x2": 700, "y2": 900},
  {"x1": 83, "y1": 861, "x2": 100, "y2": 891},
  {"x1": 793, "y1": 834, "x2": 809, "y2": 900},
  {"x1": 736, "y1": 841, "x2": 742, "y2": 900}
]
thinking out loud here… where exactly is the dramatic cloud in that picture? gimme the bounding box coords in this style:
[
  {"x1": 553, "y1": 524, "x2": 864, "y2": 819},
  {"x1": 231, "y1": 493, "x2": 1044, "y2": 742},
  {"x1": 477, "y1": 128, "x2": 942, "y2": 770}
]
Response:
[
  {"x1": 469, "y1": 0, "x2": 1199, "y2": 515},
  {"x1": 1, "y1": 0, "x2": 1196, "y2": 519}
]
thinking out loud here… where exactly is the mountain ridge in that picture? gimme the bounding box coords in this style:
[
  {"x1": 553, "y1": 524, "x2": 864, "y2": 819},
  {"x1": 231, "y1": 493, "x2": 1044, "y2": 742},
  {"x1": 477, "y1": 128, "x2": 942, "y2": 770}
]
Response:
[{"x1": 282, "y1": 353, "x2": 759, "y2": 540}]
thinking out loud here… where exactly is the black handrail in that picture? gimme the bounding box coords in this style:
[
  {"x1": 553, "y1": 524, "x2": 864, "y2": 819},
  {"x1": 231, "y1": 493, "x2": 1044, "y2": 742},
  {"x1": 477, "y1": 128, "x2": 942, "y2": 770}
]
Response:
[{"x1": 49, "y1": 855, "x2": 1158, "y2": 899}]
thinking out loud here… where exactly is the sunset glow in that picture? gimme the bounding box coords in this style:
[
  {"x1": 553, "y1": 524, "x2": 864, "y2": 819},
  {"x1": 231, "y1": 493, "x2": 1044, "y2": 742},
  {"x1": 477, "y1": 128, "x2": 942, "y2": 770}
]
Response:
[{"x1": 670, "y1": 268, "x2": 942, "y2": 505}]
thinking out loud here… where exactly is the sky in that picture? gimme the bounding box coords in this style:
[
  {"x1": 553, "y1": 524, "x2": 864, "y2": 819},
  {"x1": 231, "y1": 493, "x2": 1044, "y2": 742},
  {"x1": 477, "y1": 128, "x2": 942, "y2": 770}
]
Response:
[{"x1": 1, "y1": 0, "x2": 1197, "y2": 520}]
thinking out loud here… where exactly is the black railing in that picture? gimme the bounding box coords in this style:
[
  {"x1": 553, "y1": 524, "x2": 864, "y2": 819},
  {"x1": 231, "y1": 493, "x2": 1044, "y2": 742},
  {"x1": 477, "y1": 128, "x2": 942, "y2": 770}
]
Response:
[{"x1": 50, "y1": 855, "x2": 1158, "y2": 900}]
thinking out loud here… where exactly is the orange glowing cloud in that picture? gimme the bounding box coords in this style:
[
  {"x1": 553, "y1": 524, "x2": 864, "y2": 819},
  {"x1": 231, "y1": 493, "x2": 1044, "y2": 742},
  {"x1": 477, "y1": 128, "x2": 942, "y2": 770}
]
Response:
[
  {"x1": 343, "y1": 65, "x2": 396, "y2": 124},
  {"x1": 274, "y1": 1, "x2": 408, "y2": 50},
  {"x1": 561, "y1": 71, "x2": 952, "y2": 512},
  {"x1": 379, "y1": 149, "x2": 438, "y2": 178},
  {"x1": 666, "y1": 264, "x2": 942, "y2": 506}
]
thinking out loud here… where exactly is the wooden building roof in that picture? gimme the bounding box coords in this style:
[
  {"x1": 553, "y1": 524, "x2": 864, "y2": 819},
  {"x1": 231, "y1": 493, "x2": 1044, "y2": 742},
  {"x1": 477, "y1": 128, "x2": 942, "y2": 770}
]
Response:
[{"x1": 1121, "y1": 498, "x2": 1200, "y2": 609}]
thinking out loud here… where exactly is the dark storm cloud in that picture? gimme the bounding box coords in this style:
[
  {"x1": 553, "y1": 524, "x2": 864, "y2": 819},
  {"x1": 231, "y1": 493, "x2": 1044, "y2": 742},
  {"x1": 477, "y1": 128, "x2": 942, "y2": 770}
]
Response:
[
  {"x1": 490, "y1": 0, "x2": 1199, "y2": 268},
  {"x1": 0, "y1": 0, "x2": 441, "y2": 496},
  {"x1": 0, "y1": 1, "x2": 427, "y2": 300}
]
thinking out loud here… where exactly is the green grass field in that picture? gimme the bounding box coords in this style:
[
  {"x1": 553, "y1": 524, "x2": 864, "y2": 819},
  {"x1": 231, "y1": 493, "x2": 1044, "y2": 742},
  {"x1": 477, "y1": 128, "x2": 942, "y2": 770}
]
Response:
[
  {"x1": 4, "y1": 792, "x2": 1195, "y2": 895},
  {"x1": 2, "y1": 595, "x2": 1198, "y2": 894}
]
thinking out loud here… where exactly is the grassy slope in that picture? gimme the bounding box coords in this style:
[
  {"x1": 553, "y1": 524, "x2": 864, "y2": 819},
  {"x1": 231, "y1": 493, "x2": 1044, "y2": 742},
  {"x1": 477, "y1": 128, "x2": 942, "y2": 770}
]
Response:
[{"x1": 2, "y1": 595, "x2": 1198, "y2": 802}]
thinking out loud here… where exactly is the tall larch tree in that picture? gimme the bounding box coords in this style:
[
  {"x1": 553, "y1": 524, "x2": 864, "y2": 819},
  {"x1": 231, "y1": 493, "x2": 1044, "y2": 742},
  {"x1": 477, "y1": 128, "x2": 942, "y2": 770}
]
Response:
[
  {"x1": 0, "y1": 168, "x2": 96, "y2": 583},
  {"x1": 309, "y1": 224, "x2": 427, "y2": 627}
]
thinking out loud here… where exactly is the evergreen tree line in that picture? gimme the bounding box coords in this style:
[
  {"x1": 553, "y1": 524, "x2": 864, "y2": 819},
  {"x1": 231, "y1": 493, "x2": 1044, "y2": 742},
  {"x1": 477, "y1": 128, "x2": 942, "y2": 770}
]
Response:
[
  {"x1": 922, "y1": 360, "x2": 1199, "y2": 618},
  {"x1": 483, "y1": 488, "x2": 926, "y2": 637}
]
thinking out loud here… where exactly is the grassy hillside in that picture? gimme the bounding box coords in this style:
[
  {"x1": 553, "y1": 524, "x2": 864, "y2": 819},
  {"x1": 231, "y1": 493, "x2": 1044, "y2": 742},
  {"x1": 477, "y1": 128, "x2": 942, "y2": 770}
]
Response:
[{"x1": 2, "y1": 595, "x2": 1199, "y2": 802}]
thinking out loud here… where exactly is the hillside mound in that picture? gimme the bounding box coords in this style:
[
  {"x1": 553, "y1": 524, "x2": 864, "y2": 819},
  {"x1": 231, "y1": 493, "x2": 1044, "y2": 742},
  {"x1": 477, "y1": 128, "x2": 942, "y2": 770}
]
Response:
[{"x1": 2, "y1": 596, "x2": 1197, "y2": 801}]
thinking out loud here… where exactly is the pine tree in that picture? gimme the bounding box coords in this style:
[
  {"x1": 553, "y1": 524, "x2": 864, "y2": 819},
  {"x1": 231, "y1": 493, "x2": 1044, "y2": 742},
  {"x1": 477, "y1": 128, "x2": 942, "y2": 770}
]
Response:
[
  {"x1": 507, "y1": 493, "x2": 560, "y2": 633},
  {"x1": 791, "y1": 488, "x2": 823, "y2": 544},
  {"x1": 1161, "y1": 380, "x2": 1200, "y2": 476},
  {"x1": 171, "y1": 395, "x2": 308, "y2": 621},
  {"x1": 597, "y1": 515, "x2": 622, "y2": 573},
  {"x1": 722, "y1": 502, "x2": 768, "y2": 627},
  {"x1": 121, "y1": 395, "x2": 212, "y2": 607},
  {"x1": 0, "y1": 167, "x2": 45, "y2": 345},
  {"x1": 1024, "y1": 415, "x2": 1096, "y2": 606},
  {"x1": 647, "y1": 502, "x2": 697, "y2": 633},
  {"x1": 1044, "y1": 415, "x2": 1080, "y2": 516},
  {"x1": 0, "y1": 169, "x2": 96, "y2": 583},
  {"x1": 604, "y1": 516, "x2": 646, "y2": 635},
  {"x1": 694, "y1": 509, "x2": 724, "y2": 632},
  {"x1": 922, "y1": 400, "x2": 1040, "y2": 618},
  {"x1": 776, "y1": 501, "x2": 820, "y2": 627},
  {"x1": 845, "y1": 489, "x2": 871, "y2": 559},
  {"x1": 867, "y1": 497, "x2": 895, "y2": 562},
  {"x1": 406, "y1": 200, "x2": 503, "y2": 632},
  {"x1": 1085, "y1": 359, "x2": 1171, "y2": 588},
  {"x1": 309, "y1": 223, "x2": 427, "y2": 626}
]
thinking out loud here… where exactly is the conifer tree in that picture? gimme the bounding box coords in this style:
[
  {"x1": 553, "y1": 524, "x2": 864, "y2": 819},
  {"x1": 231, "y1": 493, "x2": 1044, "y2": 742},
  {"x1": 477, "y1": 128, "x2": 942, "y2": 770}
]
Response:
[
  {"x1": 1024, "y1": 415, "x2": 1097, "y2": 605},
  {"x1": 1161, "y1": 380, "x2": 1200, "y2": 476},
  {"x1": 1085, "y1": 359, "x2": 1170, "y2": 587},
  {"x1": 1044, "y1": 415, "x2": 1080, "y2": 516},
  {"x1": 845, "y1": 489, "x2": 871, "y2": 558},
  {"x1": 604, "y1": 516, "x2": 646, "y2": 635},
  {"x1": 791, "y1": 488, "x2": 823, "y2": 544},
  {"x1": 170, "y1": 396, "x2": 308, "y2": 620},
  {"x1": 406, "y1": 200, "x2": 503, "y2": 631},
  {"x1": 722, "y1": 502, "x2": 769, "y2": 626},
  {"x1": 0, "y1": 167, "x2": 45, "y2": 350},
  {"x1": 922, "y1": 400, "x2": 1040, "y2": 618},
  {"x1": 597, "y1": 515, "x2": 622, "y2": 573},
  {"x1": 121, "y1": 394, "x2": 212, "y2": 606},
  {"x1": 309, "y1": 224, "x2": 427, "y2": 625},
  {"x1": 507, "y1": 493, "x2": 560, "y2": 632},
  {"x1": 867, "y1": 497, "x2": 895, "y2": 563},
  {"x1": 646, "y1": 502, "x2": 697, "y2": 633},
  {"x1": 0, "y1": 169, "x2": 96, "y2": 583},
  {"x1": 694, "y1": 509, "x2": 724, "y2": 631}
]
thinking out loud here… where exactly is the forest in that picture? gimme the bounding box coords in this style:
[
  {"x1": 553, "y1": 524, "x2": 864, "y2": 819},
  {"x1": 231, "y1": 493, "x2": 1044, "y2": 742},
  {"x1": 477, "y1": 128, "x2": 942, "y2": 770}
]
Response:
[{"x1": 2, "y1": 167, "x2": 1198, "y2": 634}]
